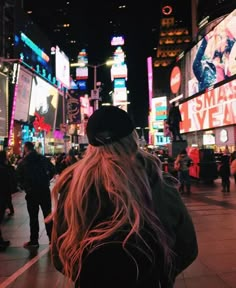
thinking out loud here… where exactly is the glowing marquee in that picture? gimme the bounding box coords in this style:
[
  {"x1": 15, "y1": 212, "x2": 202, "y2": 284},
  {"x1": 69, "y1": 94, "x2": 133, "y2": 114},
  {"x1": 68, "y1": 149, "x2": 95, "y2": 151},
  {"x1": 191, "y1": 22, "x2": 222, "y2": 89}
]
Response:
[{"x1": 180, "y1": 79, "x2": 236, "y2": 133}]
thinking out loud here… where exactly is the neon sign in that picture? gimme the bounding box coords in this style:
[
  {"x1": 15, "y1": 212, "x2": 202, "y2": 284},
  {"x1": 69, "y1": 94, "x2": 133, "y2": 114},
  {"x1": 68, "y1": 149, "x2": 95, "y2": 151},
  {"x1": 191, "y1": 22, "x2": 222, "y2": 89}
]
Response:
[{"x1": 21, "y1": 33, "x2": 49, "y2": 62}]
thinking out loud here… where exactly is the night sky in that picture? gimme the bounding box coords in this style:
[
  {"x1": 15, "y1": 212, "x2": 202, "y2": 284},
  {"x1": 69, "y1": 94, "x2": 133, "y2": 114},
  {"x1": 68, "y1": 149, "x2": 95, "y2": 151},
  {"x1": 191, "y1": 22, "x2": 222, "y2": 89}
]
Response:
[{"x1": 23, "y1": 0, "x2": 160, "y2": 127}]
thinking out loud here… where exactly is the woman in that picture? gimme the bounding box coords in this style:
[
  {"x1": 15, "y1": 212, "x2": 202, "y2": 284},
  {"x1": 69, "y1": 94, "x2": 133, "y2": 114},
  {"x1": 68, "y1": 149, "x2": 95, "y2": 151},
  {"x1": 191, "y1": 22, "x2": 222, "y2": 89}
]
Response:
[{"x1": 50, "y1": 106, "x2": 198, "y2": 288}]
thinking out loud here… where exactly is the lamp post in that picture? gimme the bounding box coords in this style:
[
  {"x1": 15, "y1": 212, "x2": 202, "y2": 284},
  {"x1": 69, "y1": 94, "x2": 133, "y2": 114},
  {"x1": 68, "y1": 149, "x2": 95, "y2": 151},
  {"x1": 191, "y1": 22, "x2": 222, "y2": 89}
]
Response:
[
  {"x1": 71, "y1": 59, "x2": 113, "y2": 111},
  {"x1": 136, "y1": 127, "x2": 149, "y2": 148},
  {"x1": 88, "y1": 60, "x2": 114, "y2": 111}
]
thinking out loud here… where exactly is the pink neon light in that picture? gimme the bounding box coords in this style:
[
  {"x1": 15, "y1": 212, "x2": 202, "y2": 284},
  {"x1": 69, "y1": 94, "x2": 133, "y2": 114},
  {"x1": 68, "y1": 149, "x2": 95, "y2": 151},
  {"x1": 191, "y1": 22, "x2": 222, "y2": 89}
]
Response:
[
  {"x1": 8, "y1": 83, "x2": 18, "y2": 146},
  {"x1": 147, "y1": 57, "x2": 153, "y2": 144}
]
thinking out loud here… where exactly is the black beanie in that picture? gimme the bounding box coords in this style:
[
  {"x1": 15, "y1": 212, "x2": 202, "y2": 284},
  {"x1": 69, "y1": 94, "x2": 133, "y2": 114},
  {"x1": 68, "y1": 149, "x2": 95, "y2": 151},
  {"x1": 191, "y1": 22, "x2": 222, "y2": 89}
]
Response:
[{"x1": 86, "y1": 106, "x2": 135, "y2": 146}]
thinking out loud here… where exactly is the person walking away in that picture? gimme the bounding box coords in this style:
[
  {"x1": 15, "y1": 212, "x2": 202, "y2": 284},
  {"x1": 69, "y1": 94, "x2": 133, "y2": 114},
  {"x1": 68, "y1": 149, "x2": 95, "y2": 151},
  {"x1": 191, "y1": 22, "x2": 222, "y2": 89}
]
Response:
[
  {"x1": 0, "y1": 151, "x2": 12, "y2": 250},
  {"x1": 48, "y1": 106, "x2": 198, "y2": 288},
  {"x1": 167, "y1": 102, "x2": 183, "y2": 142},
  {"x1": 16, "y1": 142, "x2": 55, "y2": 248},
  {"x1": 218, "y1": 154, "x2": 231, "y2": 193},
  {"x1": 175, "y1": 149, "x2": 192, "y2": 194}
]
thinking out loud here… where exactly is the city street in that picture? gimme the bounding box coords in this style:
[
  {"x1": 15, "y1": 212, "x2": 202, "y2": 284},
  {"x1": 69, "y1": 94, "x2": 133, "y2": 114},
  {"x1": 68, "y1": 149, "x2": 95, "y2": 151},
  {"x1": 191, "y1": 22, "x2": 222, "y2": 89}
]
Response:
[{"x1": 0, "y1": 178, "x2": 236, "y2": 288}]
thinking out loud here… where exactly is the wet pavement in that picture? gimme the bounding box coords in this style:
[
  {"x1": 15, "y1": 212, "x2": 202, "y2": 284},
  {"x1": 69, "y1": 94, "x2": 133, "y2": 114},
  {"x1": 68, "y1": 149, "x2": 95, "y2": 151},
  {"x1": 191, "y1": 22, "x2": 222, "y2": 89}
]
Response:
[{"x1": 0, "y1": 178, "x2": 236, "y2": 288}]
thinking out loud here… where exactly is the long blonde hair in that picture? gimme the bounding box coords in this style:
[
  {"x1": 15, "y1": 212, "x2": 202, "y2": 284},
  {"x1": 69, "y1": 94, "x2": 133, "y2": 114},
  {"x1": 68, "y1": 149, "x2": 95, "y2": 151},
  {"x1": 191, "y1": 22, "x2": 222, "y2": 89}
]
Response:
[{"x1": 50, "y1": 130, "x2": 173, "y2": 281}]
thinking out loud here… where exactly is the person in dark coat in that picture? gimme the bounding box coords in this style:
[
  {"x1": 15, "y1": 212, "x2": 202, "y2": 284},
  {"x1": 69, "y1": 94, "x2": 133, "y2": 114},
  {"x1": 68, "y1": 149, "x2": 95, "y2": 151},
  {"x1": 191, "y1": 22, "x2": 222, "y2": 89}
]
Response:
[
  {"x1": 49, "y1": 106, "x2": 198, "y2": 288},
  {"x1": 0, "y1": 151, "x2": 11, "y2": 250},
  {"x1": 16, "y1": 141, "x2": 55, "y2": 249},
  {"x1": 218, "y1": 154, "x2": 231, "y2": 193},
  {"x1": 167, "y1": 102, "x2": 183, "y2": 142}
]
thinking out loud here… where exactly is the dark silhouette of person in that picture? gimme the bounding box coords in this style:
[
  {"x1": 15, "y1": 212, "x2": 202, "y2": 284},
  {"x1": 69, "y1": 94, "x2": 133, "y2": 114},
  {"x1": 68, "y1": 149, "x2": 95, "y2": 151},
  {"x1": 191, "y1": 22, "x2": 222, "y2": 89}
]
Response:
[
  {"x1": 0, "y1": 151, "x2": 11, "y2": 250},
  {"x1": 167, "y1": 102, "x2": 183, "y2": 142},
  {"x1": 16, "y1": 141, "x2": 55, "y2": 249}
]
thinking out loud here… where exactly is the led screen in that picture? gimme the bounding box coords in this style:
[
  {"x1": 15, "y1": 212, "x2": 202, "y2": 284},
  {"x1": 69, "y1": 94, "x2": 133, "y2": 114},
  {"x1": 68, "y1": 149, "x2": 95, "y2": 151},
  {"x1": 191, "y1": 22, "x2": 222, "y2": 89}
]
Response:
[
  {"x1": 179, "y1": 79, "x2": 236, "y2": 133},
  {"x1": 55, "y1": 46, "x2": 70, "y2": 88},
  {"x1": 169, "y1": 9, "x2": 236, "y2": 100},
  {"x1": 14, "y1": 2, "x2": 55, "y2": 84},
  {"x1": 29, "y1": 76, "x2": 58, "y2": 130}
]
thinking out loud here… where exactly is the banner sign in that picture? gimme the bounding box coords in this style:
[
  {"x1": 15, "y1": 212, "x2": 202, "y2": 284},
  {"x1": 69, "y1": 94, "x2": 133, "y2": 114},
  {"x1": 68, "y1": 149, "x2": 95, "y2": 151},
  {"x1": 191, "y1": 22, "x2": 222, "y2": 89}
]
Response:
[
  {"x1": 67, "y1": 89, "x2": 81, "y2": 124},
  {"x1": 180, "y1": 79, "x2": 236, "y2": 133},
  {"x1": 14, "y1": 66, "x2": 33, "y2": 122}
]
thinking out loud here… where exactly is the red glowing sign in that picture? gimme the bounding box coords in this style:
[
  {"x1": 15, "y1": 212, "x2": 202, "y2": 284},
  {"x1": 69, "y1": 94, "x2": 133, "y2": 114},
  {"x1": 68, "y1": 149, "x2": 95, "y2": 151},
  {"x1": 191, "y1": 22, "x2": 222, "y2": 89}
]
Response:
[{"x1": 170, "y1": 66, "x2": 181, "y2": 94}]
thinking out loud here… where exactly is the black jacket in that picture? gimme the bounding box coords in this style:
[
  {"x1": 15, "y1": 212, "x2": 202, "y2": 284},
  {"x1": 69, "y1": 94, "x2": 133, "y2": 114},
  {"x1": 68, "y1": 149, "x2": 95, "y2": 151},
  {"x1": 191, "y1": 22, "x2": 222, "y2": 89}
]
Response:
[
  {"x1": 16, "y1": 150, "x2": 55, "y2": 193},
  {"x1": 52, "y1": 173, "x2": 198, "y2": 288}
]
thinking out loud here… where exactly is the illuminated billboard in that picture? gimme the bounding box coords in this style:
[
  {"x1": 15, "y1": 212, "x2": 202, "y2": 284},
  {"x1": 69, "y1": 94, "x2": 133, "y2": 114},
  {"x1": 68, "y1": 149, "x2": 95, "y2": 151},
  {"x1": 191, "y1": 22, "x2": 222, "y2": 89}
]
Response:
[
  {"x1": 169, "y1": 9, "x2": 236, "y2": 100},
  {"x1": 29, "y1": 76, "x2": 58, "y2": 130},
  {"x1": 14, "y1": 65, "x2": 33, "y2": 122},
  {"x1": 179, "y1": 79, "x2": 236, "y2": 133},
  {"x1": 151, "y1": 96, "x2": 168, "y2": 129},
  {"x1": 14, "y1": 3, "x2": 55, "y2": 85},
  {"x1": 55, "y1": 46, "x2": 70, "y2": 88}
]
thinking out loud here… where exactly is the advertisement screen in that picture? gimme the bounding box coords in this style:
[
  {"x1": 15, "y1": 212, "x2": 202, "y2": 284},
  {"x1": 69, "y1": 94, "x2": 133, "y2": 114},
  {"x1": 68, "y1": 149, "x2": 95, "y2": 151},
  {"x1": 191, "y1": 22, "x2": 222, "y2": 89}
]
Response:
[
  {"x1": 29, "y1": 76, "x2": 58, "y2": 130},
  {"x1": 0, "y1": 73, "x2": 8, "y2": 137},
  {"x1": 14, "y1": 2, "x2": 55, "y2": 84},
  {"x1": 14, "y1": 65, "x2": 33, "y2": 122},
  {"x1": 170, "y1": 9, "x2": 236, "y2": 100},
  {"x1": 55, "y1": 46, "x2": 70, "y2": 88},
  {"x1": 151, "y1": 96, "x2": 168, "y2": 130},
  {"x1": 179, "y1": 79, "x2": 236, "y2": 133}
]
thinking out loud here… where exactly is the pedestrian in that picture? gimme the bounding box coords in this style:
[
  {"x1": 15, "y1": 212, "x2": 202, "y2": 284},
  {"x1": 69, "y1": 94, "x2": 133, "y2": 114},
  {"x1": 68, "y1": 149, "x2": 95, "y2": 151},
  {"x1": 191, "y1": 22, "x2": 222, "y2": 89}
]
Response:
[
  {"x1": 0, "y1": 151, "x2": 11, "y2": 250},
  {"x1": 6, "y1": 161, "x2": 17, "y2": 216},
  {"x1": 218, "y1": 154, "x2": 231, "y2": 193},
  {"x1": 167, "y1": 102, "x2": 183, "y2": 142},
  {"x1": 16, "y1": 142, "x2": 55, "y2": 249},
  {"x1": 174, "y1": 149, "x2": 192, "y2": 194},
  {"x1": 49, "y1": 106, "x2": 198, "y2": 288}
]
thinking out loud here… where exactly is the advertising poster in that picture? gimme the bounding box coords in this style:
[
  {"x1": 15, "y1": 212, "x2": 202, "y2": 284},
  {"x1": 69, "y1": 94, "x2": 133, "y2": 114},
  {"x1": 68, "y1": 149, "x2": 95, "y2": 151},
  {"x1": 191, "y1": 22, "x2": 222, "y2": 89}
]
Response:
[
  {"x1": 14, "y1": 66, "x2": 33, "y2": 122},
  {"x1": 0, "y1": 73, "x2": 8, "y2": 137},
  {"x1": 169, "y1": 9, "x2": 236, "y2": 100},
  {"x1": 55, "y1": 46, "x2": 70, "y2": 88},
  {"x1": 67, "y1": 89, "x2": 81, "y2": 124},
  {"x1": 29, "y1": 76, "x2": 58, "y2": 131}
]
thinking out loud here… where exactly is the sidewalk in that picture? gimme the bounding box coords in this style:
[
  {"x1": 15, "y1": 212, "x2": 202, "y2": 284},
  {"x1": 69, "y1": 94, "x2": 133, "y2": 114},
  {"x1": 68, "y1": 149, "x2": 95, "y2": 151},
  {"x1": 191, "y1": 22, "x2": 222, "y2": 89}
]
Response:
[{"x1": 0, "y1": 178, "x2": 236, "y2": 287}]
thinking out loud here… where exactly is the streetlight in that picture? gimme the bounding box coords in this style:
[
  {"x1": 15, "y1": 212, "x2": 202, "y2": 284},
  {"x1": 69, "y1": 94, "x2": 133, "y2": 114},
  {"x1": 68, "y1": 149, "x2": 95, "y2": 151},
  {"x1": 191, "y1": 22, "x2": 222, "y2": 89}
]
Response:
[
  {"x1": 136, "y1": 127, "x2": 149, "y2": 148},
  {"x1": 71, "y1": 59, "x2": 114, "y2": 111},
  {"x1": 88, "y1": 60, "x2": 114, "y2": 111}
]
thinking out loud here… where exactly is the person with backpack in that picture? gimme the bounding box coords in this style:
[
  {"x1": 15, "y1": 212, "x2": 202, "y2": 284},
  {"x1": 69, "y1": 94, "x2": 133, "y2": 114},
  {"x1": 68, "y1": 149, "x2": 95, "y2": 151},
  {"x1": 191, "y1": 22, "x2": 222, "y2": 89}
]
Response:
[
  {"x1": 49, "y1": 106, "x2": 198, "y2": 288},
  {"x1": 16, "y1": 141, "x2": 55, "y2": 249}
]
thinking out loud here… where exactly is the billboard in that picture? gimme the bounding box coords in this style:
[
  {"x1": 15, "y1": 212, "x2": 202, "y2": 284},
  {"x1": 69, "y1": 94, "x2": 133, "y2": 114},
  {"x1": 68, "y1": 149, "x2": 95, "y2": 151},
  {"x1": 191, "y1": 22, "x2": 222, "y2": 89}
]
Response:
[
  {"x1": 55, "y1": 46, "x2": 70, "y2": 88},
  {"x1": 151, "y1": 96, "x2": 168, "y2": 130},
  {"x1": 29, "y1": 76, "x2": 58, "y2": 130},
  {"x1": 14, "y1": 65, "x2": 33, "y2": 122},
  {"x1": 0, "y1": 73, "x2": 8, "y2": 137},
  {"x1": 14, "y1": 3, "x2": 55, "y2": 85},
  {"x1": 179, "y1": 79, "x2": 236, "y2": 133},
  {"x1": 169, "y1": 9, "x2": 236, "y2": 100}
]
